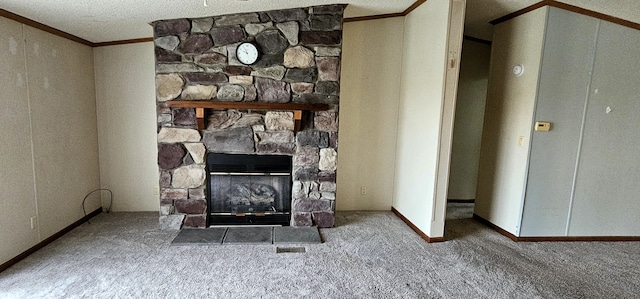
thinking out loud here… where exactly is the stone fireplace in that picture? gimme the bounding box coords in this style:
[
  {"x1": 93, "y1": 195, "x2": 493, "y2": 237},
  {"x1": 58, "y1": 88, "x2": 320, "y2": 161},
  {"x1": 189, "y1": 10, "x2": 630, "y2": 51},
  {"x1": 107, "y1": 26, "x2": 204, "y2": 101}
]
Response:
[{"x1": 154, "y1": 5, "x2": 345, "y2": 229}]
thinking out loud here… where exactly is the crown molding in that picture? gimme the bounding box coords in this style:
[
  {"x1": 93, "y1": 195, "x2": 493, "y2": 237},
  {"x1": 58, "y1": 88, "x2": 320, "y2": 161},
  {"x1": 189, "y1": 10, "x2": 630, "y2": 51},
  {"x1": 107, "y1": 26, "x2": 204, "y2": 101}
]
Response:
[
  {"x1": 0, "y1": 9, "x2": 94, "y2": 47},
  {"x1": 2, "y1": 1, "x2": 431, "y2": 47},
  {"x1": 491, "y1": 0, "x2": 640, "y2": 32}
]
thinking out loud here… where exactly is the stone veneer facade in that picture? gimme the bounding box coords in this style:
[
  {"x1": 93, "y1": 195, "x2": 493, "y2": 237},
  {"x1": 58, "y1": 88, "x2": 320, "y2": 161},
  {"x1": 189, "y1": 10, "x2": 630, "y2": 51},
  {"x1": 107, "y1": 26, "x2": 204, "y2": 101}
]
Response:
[{"x1": 154, "y1": 5, "x2": 345, "y2": 229}]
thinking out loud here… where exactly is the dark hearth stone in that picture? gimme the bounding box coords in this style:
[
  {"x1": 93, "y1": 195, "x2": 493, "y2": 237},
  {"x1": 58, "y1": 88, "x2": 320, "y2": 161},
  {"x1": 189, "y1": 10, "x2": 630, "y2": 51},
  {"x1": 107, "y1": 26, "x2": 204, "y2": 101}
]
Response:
[
  {"x1": 293, "y1": 213, "x2": 313, "y2": 226},
  {"x1": 294, "y1": 167, "x2": 318, "y2": 181},
  {"x1": 158, "y1": 143, "x2": 186, "y2": 170},
  {"x1": 318, "y1": 171, "x2": 336, "y2": 182},
  {"x1": 267, "y1": 8, "x2": 308, "y2": 22},
  {"x1": 256, "y1": 30, "x2": 289, "y2": 55},
  {"x1": 195, "y1": 53, "x2": 227, "y2": 65},
  {"x1": 174, "y1": 199, "x2": 207, "y2": 214},
  {"x1": 155, "y1": 19, "x2": 191, "y2": 36},
  {"x1": 172, "y1": 108, "x2": 196, "y2": 126},
  {"x1": 296, "y1": 130, "x2": 329, "y2": 148},
  {"x1": 312, "y1": 211, "x2": 335, "y2": 228},
  {"x1": 311, "y1": 5, "x2": 346, "y2": 15},
  {"x1": 183, "y1": 215, "x2": 207, "y2": 228},
  {"x1": 210, "y1": 25, "x2": 246, "y2": 46},
  {"x1": 256, "y1": 143, "x2": 296, "y2": 155},
  {"x1": 310, "y1": 15, "x2": 342, "y2": 31},
  {"x1": 253, "y1": 53, "x2": 284, "y2": 68},
  {"x1": 284, "y1": 68, "x2": 317, "y2": 83},
  {"x1": 155, "y1": 47, "x2": 182, "y2": 63},
  {"x1": 160, "y1": 171, "x2": 172, "y2": 188},
  {"x1": 273, "y1": 227, "x2": 321, "y2": 244},
  {"x1": 223, "y1": 227, "x2": 272, "y2": 244},
  {"x1": 300, "y1": 31, "x2": 342, "y2": 46},
  {"x1": 183, "y1": 72, "x2": 228, "y2": 84},
  {"x1": 171, "y1": 227, "x2": 227, "y2": 245},
  {"x1": 203, "y1": 127, "x2": 255, "y2": 153},
  {"x1": 178, "y1": 34, "x2": 213, "y2": 54},
  {"x1": 224, "y1": 65, "x2": 253, "y2": 76},
  {"x1": 315, "y1": 81, "x2": 340, "y2": 95},
  {"x1": 256, "y1": 77, "x2": 291, "y2": 103}
]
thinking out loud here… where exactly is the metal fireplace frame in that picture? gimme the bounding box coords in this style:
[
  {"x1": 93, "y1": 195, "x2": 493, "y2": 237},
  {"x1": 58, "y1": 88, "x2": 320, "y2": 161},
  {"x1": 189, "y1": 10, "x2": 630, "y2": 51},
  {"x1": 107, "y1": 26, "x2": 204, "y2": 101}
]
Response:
[{"x1": 206, "y1": 153, "x2": 292, "y2": 226}]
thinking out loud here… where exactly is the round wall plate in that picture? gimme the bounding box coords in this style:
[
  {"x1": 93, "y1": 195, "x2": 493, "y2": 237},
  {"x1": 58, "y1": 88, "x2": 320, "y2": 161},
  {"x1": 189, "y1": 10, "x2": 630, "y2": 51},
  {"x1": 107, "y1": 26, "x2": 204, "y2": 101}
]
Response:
[{"x1": 513, "y1": 64, "x2": 524, "y2": 76}]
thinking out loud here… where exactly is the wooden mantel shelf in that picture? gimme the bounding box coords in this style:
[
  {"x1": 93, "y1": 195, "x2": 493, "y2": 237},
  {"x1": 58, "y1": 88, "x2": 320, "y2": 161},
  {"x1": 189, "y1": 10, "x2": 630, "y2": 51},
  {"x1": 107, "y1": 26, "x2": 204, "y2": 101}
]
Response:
[{"x1": 165, "y1": 100, "x2": 330, "y2": 130}]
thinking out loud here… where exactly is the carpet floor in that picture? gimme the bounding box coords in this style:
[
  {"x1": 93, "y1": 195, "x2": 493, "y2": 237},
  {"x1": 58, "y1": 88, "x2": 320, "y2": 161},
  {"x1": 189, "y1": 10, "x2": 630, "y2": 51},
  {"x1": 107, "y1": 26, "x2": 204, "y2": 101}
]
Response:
[{"x1": 1, "y1": 204, "x2": 639, "y2": 298}]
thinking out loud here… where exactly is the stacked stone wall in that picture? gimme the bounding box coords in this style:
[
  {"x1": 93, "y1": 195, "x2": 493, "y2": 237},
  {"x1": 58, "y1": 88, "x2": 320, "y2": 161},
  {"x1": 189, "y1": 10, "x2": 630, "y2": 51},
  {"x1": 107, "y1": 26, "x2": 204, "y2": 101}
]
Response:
[{"x1": 154, "y1": 5, "x2": 345, "y2": 229}]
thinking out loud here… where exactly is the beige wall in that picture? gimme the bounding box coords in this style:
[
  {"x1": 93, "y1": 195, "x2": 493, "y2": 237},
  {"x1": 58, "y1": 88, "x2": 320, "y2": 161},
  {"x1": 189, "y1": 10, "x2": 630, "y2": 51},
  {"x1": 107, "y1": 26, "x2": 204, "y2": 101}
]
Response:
[
  {"x1": 392, "y1": 0, "x2": 453, "y2": 236},
  {"x1": 94, "y1": 42, "x2": 159, "y2": 212},
  {"x1": 0, "y1": 17, "x2": 39, "y2": 266},
  {"x1": 447, "y1": 39, "x2": 491, "y2": 200},
  {"x1": 336, "y1": 17, "x2": 404, "y2": 211},
  {"x1": 0, "y1": 17, "x2": 100, "y2": 265},
  {"x1": 474, "y1": 7, "x2": 548, "y2": 235}
]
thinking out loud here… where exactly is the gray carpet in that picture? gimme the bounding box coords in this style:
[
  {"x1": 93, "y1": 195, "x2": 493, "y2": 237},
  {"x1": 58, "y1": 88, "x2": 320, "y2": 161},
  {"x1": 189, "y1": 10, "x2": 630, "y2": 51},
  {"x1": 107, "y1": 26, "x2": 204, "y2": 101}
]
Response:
[{"x1": 1, "y1": 204, "x2": 639, "y2": 298}]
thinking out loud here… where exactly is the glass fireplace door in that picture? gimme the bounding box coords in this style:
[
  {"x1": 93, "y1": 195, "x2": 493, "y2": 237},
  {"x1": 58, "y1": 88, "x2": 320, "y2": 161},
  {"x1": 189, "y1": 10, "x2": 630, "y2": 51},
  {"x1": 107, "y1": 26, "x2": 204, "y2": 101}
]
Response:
[{"x1": 209, "y1": 173, "x2": 291, "y2": 215}]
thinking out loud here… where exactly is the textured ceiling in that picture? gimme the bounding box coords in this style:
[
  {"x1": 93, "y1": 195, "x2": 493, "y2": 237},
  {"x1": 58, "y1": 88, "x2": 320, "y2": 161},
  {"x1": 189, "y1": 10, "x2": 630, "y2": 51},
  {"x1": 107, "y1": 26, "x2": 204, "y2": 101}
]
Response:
[
  {"x1": 0, "y1": 0, "x2": 415, "y2": 43},
  {"x1": 465, "y1": 0, "x2": 540, "y2": 41},
  {"x1": 0, "y1": 0, "x2": 639, "y2": 43},
  {"x1": 466, "y1": 0, "x2": 640, "y2": 41}
]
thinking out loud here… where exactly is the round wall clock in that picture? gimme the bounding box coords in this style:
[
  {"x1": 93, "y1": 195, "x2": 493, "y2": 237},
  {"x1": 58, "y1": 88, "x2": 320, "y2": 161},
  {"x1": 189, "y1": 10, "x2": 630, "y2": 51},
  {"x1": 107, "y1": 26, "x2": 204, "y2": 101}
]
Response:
[{"x1": 236, "y1": 42, "x2": 259, "y2": 65}]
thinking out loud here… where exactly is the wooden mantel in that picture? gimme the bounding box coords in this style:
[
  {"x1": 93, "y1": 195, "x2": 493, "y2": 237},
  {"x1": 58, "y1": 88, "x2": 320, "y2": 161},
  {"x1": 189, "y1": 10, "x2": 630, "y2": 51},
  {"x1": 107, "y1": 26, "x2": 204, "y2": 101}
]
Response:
[{"x1": 165, "y1": 100, "x2": 331, "y2": 130}]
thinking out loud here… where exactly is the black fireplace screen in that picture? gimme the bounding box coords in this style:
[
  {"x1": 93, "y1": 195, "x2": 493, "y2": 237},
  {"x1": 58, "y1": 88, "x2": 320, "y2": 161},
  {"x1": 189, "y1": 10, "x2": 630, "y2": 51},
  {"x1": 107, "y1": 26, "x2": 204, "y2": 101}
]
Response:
[
  {"x1": 209, "y1": 174, "x2": 291, "y2": 214},
  {"x1": 207, "y1": 153, "x2": 292, "y2": 226}
]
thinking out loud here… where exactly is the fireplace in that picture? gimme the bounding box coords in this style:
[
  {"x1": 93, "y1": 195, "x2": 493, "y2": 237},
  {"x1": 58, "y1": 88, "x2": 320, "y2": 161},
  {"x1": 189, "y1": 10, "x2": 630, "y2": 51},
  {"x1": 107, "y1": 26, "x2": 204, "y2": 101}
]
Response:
[
  {"x1": 154, "y1": 4, "x2": 345, "y2": 229},
  {"x1": 207, "y1": 153, "x2": 292, "y2": 226}
]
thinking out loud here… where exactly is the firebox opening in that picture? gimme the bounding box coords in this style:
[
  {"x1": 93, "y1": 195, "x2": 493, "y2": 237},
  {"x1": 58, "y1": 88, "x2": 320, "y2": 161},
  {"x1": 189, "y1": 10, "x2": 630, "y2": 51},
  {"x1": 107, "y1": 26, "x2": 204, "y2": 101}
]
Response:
[{"x1": 207, "y1": 153, "x2": 292, "y2": 226}]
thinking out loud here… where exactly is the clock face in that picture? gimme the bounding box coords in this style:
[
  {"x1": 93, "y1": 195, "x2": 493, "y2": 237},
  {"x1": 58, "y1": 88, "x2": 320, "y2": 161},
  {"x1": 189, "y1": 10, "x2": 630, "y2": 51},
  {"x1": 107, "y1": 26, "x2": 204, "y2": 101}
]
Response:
[{"x1": 236, "y1": 42, "x2": 259, "y2": 65}]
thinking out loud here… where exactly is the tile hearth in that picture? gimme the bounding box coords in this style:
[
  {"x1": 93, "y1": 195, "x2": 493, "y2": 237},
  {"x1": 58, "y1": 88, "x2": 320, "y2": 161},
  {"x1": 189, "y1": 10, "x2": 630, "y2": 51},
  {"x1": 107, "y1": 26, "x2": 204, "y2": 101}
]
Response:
[{"x1": 171, "y1": 226, "x2": 321, "y2": 245}]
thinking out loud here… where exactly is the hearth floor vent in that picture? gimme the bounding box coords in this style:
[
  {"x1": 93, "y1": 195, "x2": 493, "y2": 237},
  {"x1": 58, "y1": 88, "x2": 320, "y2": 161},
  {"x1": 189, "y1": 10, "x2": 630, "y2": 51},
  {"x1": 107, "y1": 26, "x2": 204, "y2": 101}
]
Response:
[{"x1": 276, "y1": 247, "x2": 306, "y2": 253}]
